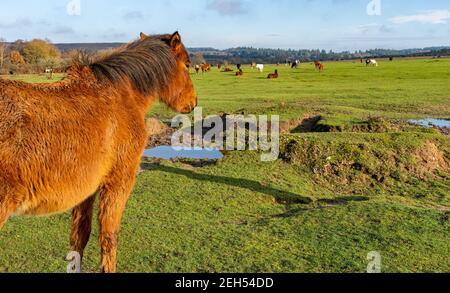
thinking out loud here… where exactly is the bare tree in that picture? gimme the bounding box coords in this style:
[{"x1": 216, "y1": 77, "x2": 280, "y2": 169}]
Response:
[
  {"x1": 192, "y1": 52, "x2": 206, "y2": 66},
  {"x1": 0, "y1": 38, "x2": 6, "y2": 71}
]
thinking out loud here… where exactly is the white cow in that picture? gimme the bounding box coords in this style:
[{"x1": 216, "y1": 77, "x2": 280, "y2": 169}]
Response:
[{"x1": 256, "y1": 64, "x2": 264, "y2": 72}]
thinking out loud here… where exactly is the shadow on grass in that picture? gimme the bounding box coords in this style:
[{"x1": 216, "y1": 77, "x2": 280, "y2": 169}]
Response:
[
  {"x1": 271, "y1": 196, "x2": 370, "y2": 219},
  {"x1": 141, "y1": 163, "x2": 312, "y2": 205}
]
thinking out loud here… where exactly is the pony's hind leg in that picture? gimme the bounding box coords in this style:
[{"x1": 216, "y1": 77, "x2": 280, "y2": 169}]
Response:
[
  {"x1": 70, "y1": 194, "x2": 96, "y2": 261},
  {"x1": 98, "y1": 169, "x2": 137, "y2": 273}
]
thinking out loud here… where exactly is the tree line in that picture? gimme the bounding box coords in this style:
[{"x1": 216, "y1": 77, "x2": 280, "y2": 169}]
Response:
[
  {"x1": 192, "y1": 46, "x2": 450, "y2": 64},
  {"x1": 1, "y1": 38, "x2": 448, "y2": 75},
  {"x1": 0, "y1": 38, "x2": 70, "y2": 75}
]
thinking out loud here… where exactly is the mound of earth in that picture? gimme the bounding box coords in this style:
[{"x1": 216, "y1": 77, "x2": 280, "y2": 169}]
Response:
[
  {"x1": 280, "y1": 132, "x2": 450, "y2": 200},
  {"x1": 146, "y1": 118, "x2": 175, "y2": 148},
  {"x1": 285, "y1": 115, "x2": 406, "y2": 134}
]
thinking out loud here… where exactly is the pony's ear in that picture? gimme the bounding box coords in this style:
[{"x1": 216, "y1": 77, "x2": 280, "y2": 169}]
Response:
[
  {"x1": 169, "y1": 31, "x2": 182, "y2": 51},
  {"x1": 140, "y1": 32, "x2": 148, "y2": 40}
]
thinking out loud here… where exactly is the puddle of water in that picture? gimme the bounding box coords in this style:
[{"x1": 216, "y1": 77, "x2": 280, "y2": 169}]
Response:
[
  {"x1": 409, "y1": 118, "x2": 450, "y2": 129},
  {"x1": 143, "y1": 146, "x2": 224, "y2": 160}
]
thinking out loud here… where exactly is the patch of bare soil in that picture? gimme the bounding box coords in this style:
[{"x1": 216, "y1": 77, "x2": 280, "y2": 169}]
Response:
[
  {"x1": 282, "y1": 115, "x2": 404, "y2": 134},
  {"x1": 280, "y1": 114, "x2": 326, "y2": 134},
  {"x1": 410, "y1": 141, "x2": 450, "y2": 178},
  {"x1": 146, "y1": 118, "x2": 176, "y2": 148}
]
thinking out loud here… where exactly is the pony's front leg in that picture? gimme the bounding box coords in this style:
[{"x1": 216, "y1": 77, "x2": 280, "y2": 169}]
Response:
[
  {"x1": 70, "y1": 194, "x2": 96, "y2": 262},
  {"x1": 0, "y1": 197, "x2": 17, "y2": 230},
  {"x1": 98, "y1": 171, "x2": 137, "y2": 273}
]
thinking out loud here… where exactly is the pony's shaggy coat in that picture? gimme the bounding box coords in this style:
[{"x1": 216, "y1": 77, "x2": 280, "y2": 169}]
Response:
[{"x1": 0, "y1": 32, "x2": 197, "y2": 273}]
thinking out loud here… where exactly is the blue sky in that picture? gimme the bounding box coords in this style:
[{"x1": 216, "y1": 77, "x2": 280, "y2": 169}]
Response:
[{"x1": 0, "y1": 0, "x2": 449, "y2": 51}]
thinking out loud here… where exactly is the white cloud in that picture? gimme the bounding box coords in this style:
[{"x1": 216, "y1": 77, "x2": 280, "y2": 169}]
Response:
[
  {"x1": 207, "y1": 0, "x2": 248, "y2": 16},
  {"x1": 390, "y1": 10, "x2": 450, "y2": 25},
  {"x1": 354, "y1": 23, "x2": 379, "y2": 34}
]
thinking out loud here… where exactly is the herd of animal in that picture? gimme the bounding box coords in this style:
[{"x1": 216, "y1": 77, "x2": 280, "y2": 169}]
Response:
[{"x1": 192, "y1": 57, "x2": 380, "y2": 80}]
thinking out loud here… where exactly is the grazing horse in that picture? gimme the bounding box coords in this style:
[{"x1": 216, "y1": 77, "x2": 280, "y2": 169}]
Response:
[
  {"x1": 0, "y1": 31, "x2": 197, "y2": 273},
  {"x1": 222, "y1": 67, "x2": 233, "y2": 72},
  {"x1": 256, "y1": 64, "x2": 264, "y2": 72},
  {"x1": 366, "y1": 59, "x2": 378, "y2": 67},
  {"x1": 45, "y1": 68, "x2": 54, "y2": 80},
  {"x1": 267, "y1": 69, "x2": 278, "y2": 79},
  {"x1": 318, "y1": 63, "x2": 324, "y2": 72},
  {"x1": 314, "y1": 61, "x2": 321, "y2": 69},
  {"x1": 201, "y1": 63, "x2": 211, "y2": 73},
  {"x1": 235, "y1": 69, "x2": 244, "y2": 76},
  {"x1": 291, "y1": 60, "x2": 300, "y2": 69}
]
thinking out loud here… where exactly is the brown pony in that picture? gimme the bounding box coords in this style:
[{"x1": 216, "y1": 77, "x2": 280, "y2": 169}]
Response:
[
  {"x1": 267, "y1": 69, "x2": 278, "y2": 79},
  {"x1": 318, "y1": 63, "x2": 325, "y2": 72},
  {"x1": 0, "y1": 31, "x2": 197, "y2": 273},
  {"x1": 235, "y1": 69, "x2": 244, "y2": 76},
  {"x1": 314, "y1": 61, "x2": 321, "y2": 69},
  {"x1": 201, "y1": 63, "x2": 211, "y2": 73}
]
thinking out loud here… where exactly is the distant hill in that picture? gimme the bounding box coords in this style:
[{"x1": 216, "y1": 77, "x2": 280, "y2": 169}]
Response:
[
  {"x1": 55, "y1": 43, "x2": 124, "y2": 52},
  {"x1": 52, "y1": 43, "x2": 450, "y2": 63}
]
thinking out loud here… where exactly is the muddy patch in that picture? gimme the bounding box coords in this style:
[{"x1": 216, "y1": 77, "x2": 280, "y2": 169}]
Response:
[
  {"x1": 146, "y1": 118, "x2": 176, "y2": 148},
  {"x1": 281, "y1": 114, "x2": 327, "y2": 134},
  {"x1": 410, "y1": 141, "x2": 449, "y2": 178},
  {"x1": 282, "y1": 115, "x2": 403, "y2": 134}
]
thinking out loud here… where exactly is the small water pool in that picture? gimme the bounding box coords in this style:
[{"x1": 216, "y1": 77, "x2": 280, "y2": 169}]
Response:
[
  {"x1": 408, "y1": 118, "x2": 450, "y2": 129},
  {"x1": 143, "y1": 146, "x2": 224, "y2": 160}
]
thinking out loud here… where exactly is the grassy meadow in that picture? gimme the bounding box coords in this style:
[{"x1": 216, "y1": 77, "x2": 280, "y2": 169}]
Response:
[{"x1": 0, "y1": 58, "x2": 449, "y2": 273}]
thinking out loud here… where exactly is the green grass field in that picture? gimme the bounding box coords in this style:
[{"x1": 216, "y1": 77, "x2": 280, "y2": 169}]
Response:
[{"x1": 0, "y1": 58, "x2": 449, "y2": 273}]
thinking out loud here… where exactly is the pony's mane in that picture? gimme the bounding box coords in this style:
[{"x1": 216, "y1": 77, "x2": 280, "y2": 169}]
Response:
[{"x1": 73, "y1": 37, "x2": 177, "y2": 96}]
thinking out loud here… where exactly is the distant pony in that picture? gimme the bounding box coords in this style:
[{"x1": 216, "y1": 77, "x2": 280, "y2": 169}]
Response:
[
  {"x1": 366, "y1": 59, "x2": 378, "y2": 67},
  {"x1": 256, "y1": 64, "x2": 264, "y2": 72},
  {"x1": 318, "y1": 63, "x2": 324, "y2": 72},
  {"x1": 267, "y1": 69, "x2": 278, "y2": 79},
  {"x1": 251, "y1": 62, "x2": 256, "y2": 69},
  {"x1": 195, "y1": 65, "x2": 200, "y2": 74},
  {"x1": 201, "y1": 63, "x2": 211, "y2": 73},
  {"x1": 45, "y1": 68, "x2": 54, "y2": 80},
  {"x1": 218, "y1": 64, "x2": 222, "y2": 70},
  {"x1": 291, "y1": 60, "x2": 300, "y2": 69},
  {"x1": 236, "y1": 69, "x2": 244, "y2": 76},
  {"x1": 314, "y1": 61, "x2": 321, "y2": 69},
  {"x1": 222, "y1": 67, "x2": 233, "y2": 72}
]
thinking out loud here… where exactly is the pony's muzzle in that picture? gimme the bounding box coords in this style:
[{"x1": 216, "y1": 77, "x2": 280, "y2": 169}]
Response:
[{"x1": 181, "y1": 97, "x2": 198, "y2": 114}]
